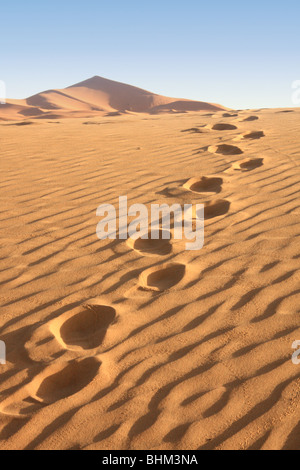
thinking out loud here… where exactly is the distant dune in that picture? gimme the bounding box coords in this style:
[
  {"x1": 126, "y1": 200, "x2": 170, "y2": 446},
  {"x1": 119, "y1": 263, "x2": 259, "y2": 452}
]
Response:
[{"x1": 0, "y1": 76, "x2": 227, "y2": 121}]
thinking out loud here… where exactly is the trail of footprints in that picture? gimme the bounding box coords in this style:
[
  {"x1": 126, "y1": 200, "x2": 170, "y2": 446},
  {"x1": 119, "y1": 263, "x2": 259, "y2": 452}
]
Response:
[
  {"x1": 0, "y1": 112, "x2": 267, "y2": 433},
  {"x1": 124, "y1": 114, "x2": 266, "y2": 312},
  {"x1": 121, "y1": 114, "x2": 265, "y2": 293}
]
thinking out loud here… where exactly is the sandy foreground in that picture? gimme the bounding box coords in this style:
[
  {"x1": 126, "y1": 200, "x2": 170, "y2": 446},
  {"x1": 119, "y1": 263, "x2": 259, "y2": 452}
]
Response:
[{"x1": 0, "y1": 108, "x2": 300, "y2": 450}]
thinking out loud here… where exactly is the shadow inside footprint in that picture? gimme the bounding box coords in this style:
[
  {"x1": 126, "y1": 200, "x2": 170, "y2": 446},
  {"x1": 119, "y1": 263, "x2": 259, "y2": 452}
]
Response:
[
  {"x1": 139, "y1": 263, "x2": 186, "y2": 292},
  {"x1": 222, "y1": 113, "x2": 238, "y2": 118},
  {"x1": 208, "y1": 144, "x2": 243, "y2": 156},
  {"x1": 204, "y1": 199, "x2": 231, "y2": 219},
  {"x1": 233, "y1": 158, "x2": 264, "y2": 171},
  {"x1": 183, "y1": 176, "x2": 223, "y2": 194},
  {"x1": 210, "y1": 123, "x2": 238, "y2": 131},
  {"x1": 59, "y1": 305, "x2": 116, "y2": 350},
  {"x1": 240, "y1": 116, "x2": 259, "y2": 122},
  {"x1": 127, "y1": 230, "x2": 172, "y2": 256},
  {"x1": 240, "y1": 131, "x2": 265, "y2": 140},
  {"x1": 32, "y1": 358, "x2": 101, "y2": 404}
]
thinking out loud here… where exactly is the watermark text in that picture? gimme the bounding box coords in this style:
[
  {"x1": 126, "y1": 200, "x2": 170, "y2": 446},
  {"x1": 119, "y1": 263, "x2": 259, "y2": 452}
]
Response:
[
  {"x1": 96, "y1": 196, "x2": 204, "y2": 251},
  {"x1": 0, "y1": 341, "x2": 6, "y2": 365}
]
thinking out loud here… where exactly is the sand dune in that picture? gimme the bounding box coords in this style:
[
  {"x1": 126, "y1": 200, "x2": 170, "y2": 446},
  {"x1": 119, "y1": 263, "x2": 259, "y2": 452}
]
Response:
[
  {"x1": 0, "y1": 76, "x2": 226, "y2": 121},
  {"x1": 0, "y1": 107, "x2": 300, "y2": 450}
]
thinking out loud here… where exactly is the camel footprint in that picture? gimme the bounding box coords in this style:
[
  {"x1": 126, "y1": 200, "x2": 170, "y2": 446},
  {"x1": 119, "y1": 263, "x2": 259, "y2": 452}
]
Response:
[
  {"x1": 235, "y1": 131, "x2": 265, "y2": 141},
  {"x1": 53, "y1": 304, "x2": 117, "y2": 352},
  {"x1": 0, "y1": 357, "x2": 102, "y2": 415},
  {"x1": 204, "y1": 199, "x2": 231, "y2": 219},
  {"x1": 232, "y1": 158, "x2": 264, "y2": 172},
  {"x1": 25, "y1": 304, "x2": 117, "y2": 362},
  {"x1": 210, "y1": 112, "x2": 238, "y2": 118},
  {"x1": 183, "y1": 176, "x2": 223, "y2": 195},
  {"x1": 185, "y1": 199, "x2": 231, "y2": 221},
  {"x1": 139, "y1": 263, "x2": 186, "y2": 292},
  {"x1": 208, "y1": 144, "x2": 243, "y2": 156},
  {"x1": 239, "y1": 115, "x2": 259, "y2": 122},
  {"x1": 127, "y1": 229, "x2": 172, "y2": 257},
  {"x1": 30, "y1": 358, "x2": 101, "y2": 404},
  {"x1": 207, "y1": 123, "x2": 238, "y2": 131}
]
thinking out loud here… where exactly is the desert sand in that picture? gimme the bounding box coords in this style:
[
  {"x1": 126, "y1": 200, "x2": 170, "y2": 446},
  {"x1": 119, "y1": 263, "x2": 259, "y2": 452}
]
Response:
[{"x1": 0, "y1": 80, "x2": 300, "y2": 450}]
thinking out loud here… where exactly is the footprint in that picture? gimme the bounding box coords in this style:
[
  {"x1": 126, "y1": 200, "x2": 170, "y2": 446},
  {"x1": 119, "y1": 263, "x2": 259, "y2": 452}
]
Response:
[
  {"x1": 127, "y1": 230, "x2": 172, "y2": 256},
  {"x1": 57, "y1": 305, "x2": 117, "y2": 351},
  {"x1": 233, "y1": 158, "x2": 264, "y2": 171},
  {"x1": 209, "y1": 123, "x2": 238, "y2": 131},
  {"x1": 30, "y1": 358, "x2": 101, "y2": 404},
  {"x1": 236, "y1": 131, "x2": 265, "y2": 141},
  {"x1": 208, "y1": 144, "x2": 243, "y2": 156},
  {"x1": 239, "y1": 116, "x2": 259, "y2": 122},
  {"x1": 204, "y1": 199, "x2": 231, "y2": 219},
  {"x1": 222, "y1": 113, "x2": 238, "y2": 118},
  {"x1": 183, "y1": 176, "x2": 223, "y2": 195},
  {"x1": 139, "y1": 263, "x2": 186, "y2": 292}
]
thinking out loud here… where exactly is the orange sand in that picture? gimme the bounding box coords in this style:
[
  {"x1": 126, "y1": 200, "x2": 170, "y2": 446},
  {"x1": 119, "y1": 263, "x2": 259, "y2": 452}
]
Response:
[{"x1": 0, "y1": 89, "x2": 300, "y2": 450}]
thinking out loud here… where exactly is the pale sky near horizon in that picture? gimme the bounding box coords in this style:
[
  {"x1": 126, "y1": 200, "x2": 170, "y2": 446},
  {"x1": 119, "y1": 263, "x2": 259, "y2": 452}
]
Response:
[{"x1": 1, "y1": 0, "x2": 300, "y2": 109}]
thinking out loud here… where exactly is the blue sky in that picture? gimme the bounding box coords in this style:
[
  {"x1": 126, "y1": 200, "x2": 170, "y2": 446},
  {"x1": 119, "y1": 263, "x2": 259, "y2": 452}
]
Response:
[{"x1": 1, "y1": 0, "x2": 300, "y2": 108}]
